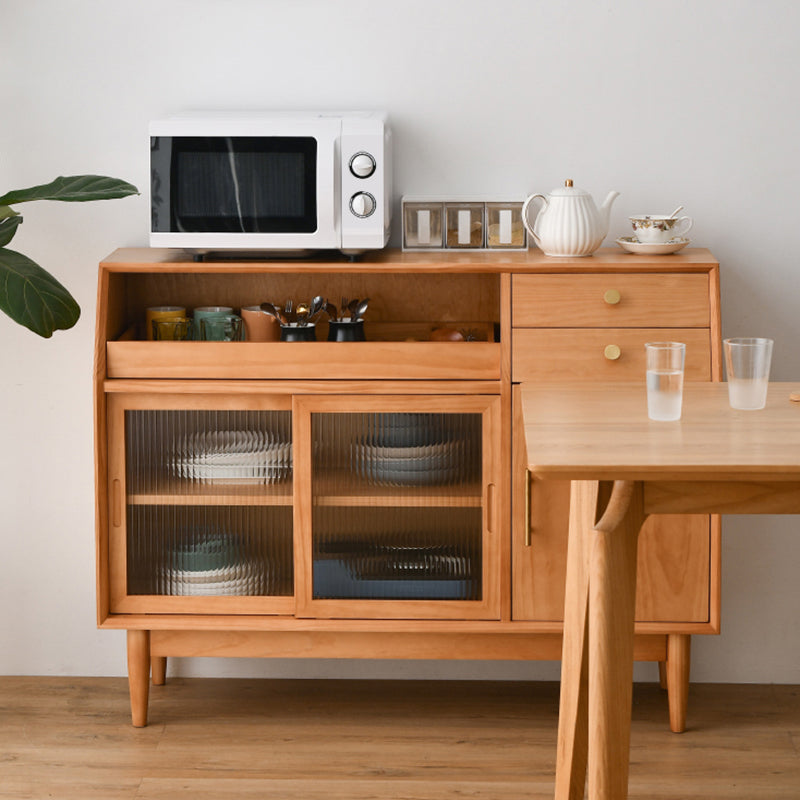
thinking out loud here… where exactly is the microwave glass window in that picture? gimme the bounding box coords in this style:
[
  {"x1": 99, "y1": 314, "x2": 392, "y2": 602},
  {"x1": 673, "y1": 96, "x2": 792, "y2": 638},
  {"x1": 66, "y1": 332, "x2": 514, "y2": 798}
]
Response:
[{"x1": 151, "y1": 136, "x2": 318, "y2": 234}]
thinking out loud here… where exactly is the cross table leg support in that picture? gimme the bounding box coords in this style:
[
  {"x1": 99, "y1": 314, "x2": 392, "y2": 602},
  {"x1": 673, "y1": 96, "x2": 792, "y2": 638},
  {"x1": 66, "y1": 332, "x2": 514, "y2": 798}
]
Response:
[
  {"x1": 554, "y1": 479, "x2": 598, "y2": 800},
  {"x1": 555, "y1": 480, "x2": 647, "y2": 800}
]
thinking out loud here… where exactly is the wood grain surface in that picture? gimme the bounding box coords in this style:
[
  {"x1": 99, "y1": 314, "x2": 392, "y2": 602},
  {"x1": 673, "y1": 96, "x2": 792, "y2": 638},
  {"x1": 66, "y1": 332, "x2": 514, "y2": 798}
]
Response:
[{"x1": 0, "y1": 677, "x2": 796, "y2": 799}]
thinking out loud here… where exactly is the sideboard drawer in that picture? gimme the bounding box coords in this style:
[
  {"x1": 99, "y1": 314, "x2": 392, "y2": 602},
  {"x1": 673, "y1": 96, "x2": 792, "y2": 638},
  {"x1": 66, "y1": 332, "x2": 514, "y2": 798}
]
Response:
[
  {"x1": 512, "y1": 273, "x2": 710, "y2": 328},
  {"x1": 512, "y1": 328, "x2": 712, "y2": 382}
]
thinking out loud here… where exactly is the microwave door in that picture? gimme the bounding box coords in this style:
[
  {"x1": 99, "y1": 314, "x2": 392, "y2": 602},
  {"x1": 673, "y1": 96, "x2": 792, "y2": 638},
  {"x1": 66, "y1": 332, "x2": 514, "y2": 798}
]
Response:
[{"x1": 151, "y1": 133, "x2": 339, "y2": 249}]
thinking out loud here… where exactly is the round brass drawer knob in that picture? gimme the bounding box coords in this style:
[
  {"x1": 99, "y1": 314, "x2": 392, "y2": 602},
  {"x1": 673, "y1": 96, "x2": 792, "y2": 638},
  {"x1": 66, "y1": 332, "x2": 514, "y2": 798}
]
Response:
[
  {"x1": 604, "y1": 344, "x2": 621, "y2": 361},
  {"x1": 604, "y1": 289, "x2": 621, "y2": 305}
]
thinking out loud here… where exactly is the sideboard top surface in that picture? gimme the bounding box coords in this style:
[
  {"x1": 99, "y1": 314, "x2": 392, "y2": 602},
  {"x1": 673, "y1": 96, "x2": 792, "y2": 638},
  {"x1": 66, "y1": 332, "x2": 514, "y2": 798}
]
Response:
[{"x1": 99, "y1": 247, "x2": 719, "y2": 275}]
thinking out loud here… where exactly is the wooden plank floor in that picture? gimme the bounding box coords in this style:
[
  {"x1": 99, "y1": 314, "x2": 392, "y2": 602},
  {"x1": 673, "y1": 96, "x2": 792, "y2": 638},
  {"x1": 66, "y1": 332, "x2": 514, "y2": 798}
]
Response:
[{"x1": 0, "y1": 677, "x2": 797, "y2": 799}]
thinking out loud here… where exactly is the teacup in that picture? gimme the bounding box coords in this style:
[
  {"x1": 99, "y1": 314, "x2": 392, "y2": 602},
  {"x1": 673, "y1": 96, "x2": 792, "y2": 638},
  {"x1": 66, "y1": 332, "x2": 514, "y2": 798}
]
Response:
[{"x1": 630, "y1": 215, "x2": 693, "y2": 244}]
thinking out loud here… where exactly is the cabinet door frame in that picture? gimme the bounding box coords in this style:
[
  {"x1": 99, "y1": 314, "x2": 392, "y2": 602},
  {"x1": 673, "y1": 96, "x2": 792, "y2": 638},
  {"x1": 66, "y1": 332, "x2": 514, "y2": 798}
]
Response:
[
  {"x1": 293, "y1": 394, "x2": 502, "y2": 620},
  {"x1": 106, "y1": 391, "x2": 296, "y2": 615}
]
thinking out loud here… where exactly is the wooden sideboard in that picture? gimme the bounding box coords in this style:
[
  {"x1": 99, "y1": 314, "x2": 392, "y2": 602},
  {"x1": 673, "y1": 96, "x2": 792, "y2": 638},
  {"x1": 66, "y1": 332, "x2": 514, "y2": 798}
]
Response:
[{"x1": 93, "y1": 247, "x2": 721, "y2": 727}]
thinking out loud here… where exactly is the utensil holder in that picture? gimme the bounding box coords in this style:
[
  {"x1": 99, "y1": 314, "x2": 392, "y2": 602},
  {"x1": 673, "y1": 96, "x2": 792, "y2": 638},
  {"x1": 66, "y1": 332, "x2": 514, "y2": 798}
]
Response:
[
  {"x1": 280, "y1": 323, "x2": 317, "y2": 342},
  {"x1": 327, "y1": 320, "x2": 366, "y2": 342}
]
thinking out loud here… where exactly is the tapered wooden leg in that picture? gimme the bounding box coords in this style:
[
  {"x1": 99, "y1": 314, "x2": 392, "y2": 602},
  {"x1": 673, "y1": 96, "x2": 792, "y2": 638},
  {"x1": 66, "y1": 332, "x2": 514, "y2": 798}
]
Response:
[
  {"x1": 554, "y1": 480, "x2": 603, "y2": 800},
  {"x1": 151, "y1": 656, "x2": 167, "y2": 686},
  {"x1": 665, "y1": 634, "x2": 691, "y2": 733},
  {"x1": 127, "y1": 630, "x2": 150, "y2": 727},
  {"x1": 588, "y1": 480, "x2": 646, "y2": 800},
  {"x1": 658, "y1": 660, "x2": 668, "y2": 690}
]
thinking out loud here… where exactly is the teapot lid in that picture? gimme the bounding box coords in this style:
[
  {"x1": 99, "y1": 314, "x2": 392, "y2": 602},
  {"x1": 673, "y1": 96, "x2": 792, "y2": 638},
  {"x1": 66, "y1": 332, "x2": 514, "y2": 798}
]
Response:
[{"x1": 550, "y1": 179, "x2": 590, "y2": 197}]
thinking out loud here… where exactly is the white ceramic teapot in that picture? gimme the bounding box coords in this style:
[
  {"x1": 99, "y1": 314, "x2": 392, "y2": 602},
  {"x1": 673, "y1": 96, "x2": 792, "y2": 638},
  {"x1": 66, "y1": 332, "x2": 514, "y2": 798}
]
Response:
[{"x1": 521, "y1": 179, "x2": 620, "y2": 257}]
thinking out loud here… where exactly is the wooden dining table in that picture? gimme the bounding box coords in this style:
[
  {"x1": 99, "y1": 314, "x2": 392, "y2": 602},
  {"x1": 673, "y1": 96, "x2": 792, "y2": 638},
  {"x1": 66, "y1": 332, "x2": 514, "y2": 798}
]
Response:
[{"x1": 520, "y1": 381, "x2": 800, "y2": 800}]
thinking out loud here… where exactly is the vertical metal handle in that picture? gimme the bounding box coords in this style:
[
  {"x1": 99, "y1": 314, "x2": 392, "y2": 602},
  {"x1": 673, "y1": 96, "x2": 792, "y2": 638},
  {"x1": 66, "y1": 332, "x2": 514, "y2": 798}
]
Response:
[
  {"x1": 524, "y1": 469, "x2": 532, "y2": 547},
  {"x1": 486, "y1": 483, "x2": 496, "y2": 534}
]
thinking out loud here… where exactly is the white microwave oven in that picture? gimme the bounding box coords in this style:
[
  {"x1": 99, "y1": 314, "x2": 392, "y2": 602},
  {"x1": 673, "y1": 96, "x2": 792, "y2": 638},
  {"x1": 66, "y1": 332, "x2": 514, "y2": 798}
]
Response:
[{"x1": 149, "y1": 111, "x2": 391, "y2": 256}]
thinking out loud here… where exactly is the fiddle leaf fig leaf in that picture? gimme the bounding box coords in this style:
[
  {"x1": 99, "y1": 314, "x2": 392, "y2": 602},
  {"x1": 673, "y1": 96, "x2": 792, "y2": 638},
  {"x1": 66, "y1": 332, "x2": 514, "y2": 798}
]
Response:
[
  {"x1": 0, "y1": 247, "x2": 81, "y2": 337},
  {"x1": 0, "y1": 175, "x2": 139, "y2": 206},
  {"x1": 0, "y1": 216, "x2": 22, "y2": 247}
]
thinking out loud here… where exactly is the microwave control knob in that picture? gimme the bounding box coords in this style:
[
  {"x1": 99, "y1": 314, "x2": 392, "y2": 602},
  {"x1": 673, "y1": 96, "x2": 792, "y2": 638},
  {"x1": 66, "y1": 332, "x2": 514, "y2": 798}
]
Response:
[
  {"x1": 350, "y1": 192, "x2": 376, "y2": 218},
  {"x1": 349, "y1": 152, "x2": 376, "y2": 178}
]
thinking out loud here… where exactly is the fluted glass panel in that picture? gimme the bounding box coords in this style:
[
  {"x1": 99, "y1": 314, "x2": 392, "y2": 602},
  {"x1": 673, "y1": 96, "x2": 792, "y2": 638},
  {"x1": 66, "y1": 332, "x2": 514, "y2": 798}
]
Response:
[
  {"x1": 125, "y1": 409, "x2": 292, "y2": 596},
  {"x1": 311, "y1": 412, "x2": 483, "y2": 601}
]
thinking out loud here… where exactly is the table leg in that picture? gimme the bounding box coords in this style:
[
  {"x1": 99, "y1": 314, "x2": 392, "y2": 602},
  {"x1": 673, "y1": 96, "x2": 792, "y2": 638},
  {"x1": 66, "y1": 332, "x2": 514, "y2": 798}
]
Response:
[
  {"x1": 555, "y1": 479, "x2": 606, "y2": 800},
  {"x1": 588, "y1": 480, "x2": 646, "y2": 800}
]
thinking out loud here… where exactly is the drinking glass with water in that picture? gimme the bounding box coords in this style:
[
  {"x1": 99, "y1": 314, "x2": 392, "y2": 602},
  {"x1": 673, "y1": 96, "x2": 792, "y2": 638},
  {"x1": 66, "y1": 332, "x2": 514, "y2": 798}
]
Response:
[{"x1": 645, "y1": 342, "x2": 686, "y2": 421}]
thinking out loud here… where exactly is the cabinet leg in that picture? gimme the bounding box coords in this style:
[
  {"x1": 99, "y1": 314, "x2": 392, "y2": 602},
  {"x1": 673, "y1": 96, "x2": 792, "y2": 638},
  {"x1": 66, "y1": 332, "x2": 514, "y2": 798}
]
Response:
[
  {"x1": 127, "y1": 630, "x2": 150, "y2": 727},
  {"x1": 657, "y1": 660, "x2": 668, "y2": 690},
  {"x1": 665, "y1": 633, "x2": 691, "y2": 733},
  {"x1": 151, "y1": 656, "x2": 167, "y2": 686}
]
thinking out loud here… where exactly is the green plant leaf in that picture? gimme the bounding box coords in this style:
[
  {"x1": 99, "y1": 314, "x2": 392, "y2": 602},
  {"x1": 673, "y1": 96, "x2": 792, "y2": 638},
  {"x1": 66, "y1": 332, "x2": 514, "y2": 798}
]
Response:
[
  {"x1": 0, "y1": 175, "x2": 139, "y2": 206},
  {"x1": 0, "y1": 216, "x2": 22, "y2": 247},
  {"x1": 0, "y1": 247, "x2": 81, "y2": 337}
]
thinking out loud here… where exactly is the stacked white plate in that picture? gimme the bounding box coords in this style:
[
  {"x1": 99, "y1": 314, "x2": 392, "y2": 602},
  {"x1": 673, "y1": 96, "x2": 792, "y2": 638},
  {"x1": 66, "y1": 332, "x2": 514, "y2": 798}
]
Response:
[
  {"x1": 161, "y1": 532, "x2": 264, "y2": 596},
  {"x1": 172, "y1": 430, "x2": 291, "y2": 484},
  {"x1": 164, "y1": 562, "x2": 259, "y2": 596},
  {"x1": 353, "y1": 440, "x2": 465, "y2": 486}
]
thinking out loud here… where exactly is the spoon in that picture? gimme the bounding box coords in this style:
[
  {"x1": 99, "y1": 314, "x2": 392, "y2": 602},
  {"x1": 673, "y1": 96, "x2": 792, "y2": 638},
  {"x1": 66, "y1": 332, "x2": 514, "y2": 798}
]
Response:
[
  {"x1": 347, "y1": 298, "x2": 361, "y2": 320},
  {"x1": 353, "y1": 297, "x2": 370, "y2": 321},
  {"x1": 260, "y1": 302, "x2": 286, "y2": 325},
  {"x1": 304, "y1": 295, "x2": 325, "y2": 325},
  {"x1": 323, "y1": 300, "x2": 338, "y2": 321},
  {"x1": 669, "y1": 205, "x2": 684, "y2": 219}
]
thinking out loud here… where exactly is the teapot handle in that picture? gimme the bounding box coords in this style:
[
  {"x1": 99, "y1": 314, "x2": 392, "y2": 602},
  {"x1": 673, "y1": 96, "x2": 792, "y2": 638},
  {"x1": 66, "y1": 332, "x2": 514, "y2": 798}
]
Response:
[{"x1": 521, "y1": 193, "x2": 548, "y2": 247}]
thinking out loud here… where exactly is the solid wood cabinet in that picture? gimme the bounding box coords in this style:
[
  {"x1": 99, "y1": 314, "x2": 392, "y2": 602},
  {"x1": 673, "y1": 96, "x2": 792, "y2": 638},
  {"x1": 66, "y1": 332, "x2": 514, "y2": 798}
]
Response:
[{"x1": 94, "y1": 247, "x2": 721, "y2": 729}]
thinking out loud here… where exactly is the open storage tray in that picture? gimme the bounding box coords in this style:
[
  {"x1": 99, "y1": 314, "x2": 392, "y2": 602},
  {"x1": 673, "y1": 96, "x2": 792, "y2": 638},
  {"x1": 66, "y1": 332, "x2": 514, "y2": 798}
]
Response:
[{"x1": 106, "y1": 338, "x2": 501, "y2": 380}]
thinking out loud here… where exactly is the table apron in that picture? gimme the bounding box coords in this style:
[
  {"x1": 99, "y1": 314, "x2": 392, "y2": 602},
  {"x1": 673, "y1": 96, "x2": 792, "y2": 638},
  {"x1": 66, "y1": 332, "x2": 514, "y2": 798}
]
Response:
[{"x1": 643, "y1": 480, "x2": 800, "y2": 515}]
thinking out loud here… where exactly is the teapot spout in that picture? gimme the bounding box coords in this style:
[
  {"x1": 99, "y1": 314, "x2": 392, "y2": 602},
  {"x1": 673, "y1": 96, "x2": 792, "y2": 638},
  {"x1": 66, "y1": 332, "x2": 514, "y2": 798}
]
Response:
[{"x1": 598, "y1": 190, "x2": 620, "y2": 235}]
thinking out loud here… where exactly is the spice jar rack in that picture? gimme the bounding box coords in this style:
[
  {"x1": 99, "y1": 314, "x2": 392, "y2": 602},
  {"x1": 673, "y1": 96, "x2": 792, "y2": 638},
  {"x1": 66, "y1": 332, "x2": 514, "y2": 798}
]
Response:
[{"x1": 402, "y1": 196, "x2": 527, "y2": 251}]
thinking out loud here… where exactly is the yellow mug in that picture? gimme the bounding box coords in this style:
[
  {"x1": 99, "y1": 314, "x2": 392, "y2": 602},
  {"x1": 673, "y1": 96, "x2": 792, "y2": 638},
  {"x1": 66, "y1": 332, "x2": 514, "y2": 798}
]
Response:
[
  {"x1": 145, "y1": 306, "x2": 186, "y2": 340},
  {"x1": 151, "y1": 317, "x2": 193, "y2": 341}
]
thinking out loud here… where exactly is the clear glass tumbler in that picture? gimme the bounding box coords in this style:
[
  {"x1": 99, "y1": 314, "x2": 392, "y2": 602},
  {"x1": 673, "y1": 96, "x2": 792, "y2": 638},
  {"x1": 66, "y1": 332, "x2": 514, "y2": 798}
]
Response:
[
  {"x1": 645, "y1": 341, "x2": 686, "y2": 421},
  {"x1": 723, "y1": 337, "x2": 773, "y2": 409}
]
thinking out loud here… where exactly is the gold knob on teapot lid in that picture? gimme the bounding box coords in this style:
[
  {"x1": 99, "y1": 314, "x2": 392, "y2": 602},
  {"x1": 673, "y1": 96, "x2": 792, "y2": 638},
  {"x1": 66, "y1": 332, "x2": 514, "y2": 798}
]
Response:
[{"x1": 565, "y1": 179, "x2": 573, "y2": 187}]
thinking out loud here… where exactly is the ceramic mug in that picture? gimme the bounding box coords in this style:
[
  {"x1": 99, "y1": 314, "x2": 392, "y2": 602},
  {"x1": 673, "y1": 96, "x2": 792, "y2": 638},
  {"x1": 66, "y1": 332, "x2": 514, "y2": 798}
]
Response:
[
  {"x1": 151, "y1": 317, "x2": 193, "y2": 340},
  {"x1": 145, "y1": 306, "x2": 186, "y2": 340},
  {"x1": 630, "y1": 215, "x2": 693, "y2": 244},
  {"x1": 199, "y1": 314, "x2": 243, "y2": 342},
  {"x1": 192, "y1": 306, "x2": 234, "y2": 339},
  {"x1": 241, "y1": 305, "x2": 281, "y2": 342}
]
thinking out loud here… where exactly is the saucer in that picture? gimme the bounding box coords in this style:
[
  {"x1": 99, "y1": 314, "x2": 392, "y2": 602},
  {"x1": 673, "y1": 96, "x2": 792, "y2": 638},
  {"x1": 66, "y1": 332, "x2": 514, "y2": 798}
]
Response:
[{"x1": 616, "y1": 237, "x2": 690, "y2": 255}]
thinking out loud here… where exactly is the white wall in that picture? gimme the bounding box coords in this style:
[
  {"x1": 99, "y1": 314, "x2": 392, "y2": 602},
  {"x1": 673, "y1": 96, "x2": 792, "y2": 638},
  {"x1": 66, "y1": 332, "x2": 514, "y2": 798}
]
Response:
[{"x1": 1, "y1": 0, "x2": 798, "y2": 683}]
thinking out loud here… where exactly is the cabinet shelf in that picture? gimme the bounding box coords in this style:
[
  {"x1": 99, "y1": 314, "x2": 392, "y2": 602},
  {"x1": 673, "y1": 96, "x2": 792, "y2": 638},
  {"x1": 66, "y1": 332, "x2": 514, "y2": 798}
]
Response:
[
  {"x1": 312, "y1": 474, "x2": 482, "y2": 508},
  {"x1": 127, "y1": 486, "x2": 293, "y2": 507}
]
